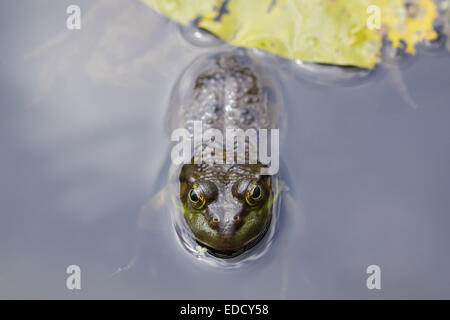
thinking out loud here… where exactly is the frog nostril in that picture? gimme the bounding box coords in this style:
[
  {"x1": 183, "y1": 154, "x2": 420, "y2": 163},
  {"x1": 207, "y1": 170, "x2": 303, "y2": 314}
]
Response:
[
  {"x1": 232, "y1": 215, "x2": 240, "y2": 222},
  {"x1": 210, "y1": 216, "x2": 220, "y2": 228}
]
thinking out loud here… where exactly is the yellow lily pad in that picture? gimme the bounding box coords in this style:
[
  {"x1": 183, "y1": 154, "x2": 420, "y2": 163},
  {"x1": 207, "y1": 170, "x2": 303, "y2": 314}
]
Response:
[{"x1": 142, "y1": 0, "x2": 438, "y2": 68}]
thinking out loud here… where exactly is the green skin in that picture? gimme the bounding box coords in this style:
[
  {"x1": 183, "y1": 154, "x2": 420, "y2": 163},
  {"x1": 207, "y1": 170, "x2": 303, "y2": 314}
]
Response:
[{"x1": 179, "y1": 161, "x2": 274, "y2": 255}]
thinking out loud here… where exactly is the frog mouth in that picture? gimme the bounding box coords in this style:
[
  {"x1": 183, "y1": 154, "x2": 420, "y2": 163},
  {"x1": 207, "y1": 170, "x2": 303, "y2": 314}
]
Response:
[{"x1": 193, "y1": 214, "x2": 272, "y2": 258}]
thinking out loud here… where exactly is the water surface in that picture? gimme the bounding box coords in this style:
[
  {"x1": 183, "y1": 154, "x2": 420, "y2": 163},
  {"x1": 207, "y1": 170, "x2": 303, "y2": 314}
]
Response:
[{"x1": 1, "y1": 0, "x2": 450, "y2": 299}]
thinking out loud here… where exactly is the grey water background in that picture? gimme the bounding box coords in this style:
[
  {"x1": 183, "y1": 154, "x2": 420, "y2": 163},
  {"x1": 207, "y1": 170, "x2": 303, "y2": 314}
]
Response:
[{"x1": 1, "y1": 0, "x2": 450, "y2": 299}]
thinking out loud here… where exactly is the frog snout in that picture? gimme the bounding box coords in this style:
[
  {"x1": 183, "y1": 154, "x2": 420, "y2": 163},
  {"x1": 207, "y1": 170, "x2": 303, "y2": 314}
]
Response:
[{"x1": 207, "y1": 202, "x2": 243, "y2": 234}]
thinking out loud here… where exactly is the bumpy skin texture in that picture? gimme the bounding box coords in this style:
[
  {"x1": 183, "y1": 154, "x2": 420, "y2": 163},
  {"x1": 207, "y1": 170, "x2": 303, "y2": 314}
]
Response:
[
  {"x1": 178, "y1": 53, "x2": 276, "y2": 255},
  {"x1": 181, "y1": 54, "x2": 271, "y2": 134}
]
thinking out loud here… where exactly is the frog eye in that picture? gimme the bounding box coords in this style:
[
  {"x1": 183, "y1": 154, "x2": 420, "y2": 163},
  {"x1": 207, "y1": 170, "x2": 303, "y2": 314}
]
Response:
[
  {"x1": 188, "y1": 184, "x2": 206, "y2": 210},
  {"x1": 245, "y1": 182, "x2": 263, "y2": 206}
]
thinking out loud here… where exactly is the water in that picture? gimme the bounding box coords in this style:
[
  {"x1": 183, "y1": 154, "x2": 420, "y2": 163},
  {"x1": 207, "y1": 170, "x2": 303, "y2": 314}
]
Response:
[{"x1": 1, "y1": 0, "x2": 450, "y2": 299}]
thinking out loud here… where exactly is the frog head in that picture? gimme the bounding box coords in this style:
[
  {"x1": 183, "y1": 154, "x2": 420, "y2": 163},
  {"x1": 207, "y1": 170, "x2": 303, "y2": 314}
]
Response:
[{"x1": 179, "y1": 161, "x2": 274, "y2": 256}]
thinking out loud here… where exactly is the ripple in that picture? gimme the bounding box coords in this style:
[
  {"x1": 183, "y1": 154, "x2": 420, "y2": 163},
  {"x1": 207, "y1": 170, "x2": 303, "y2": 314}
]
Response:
[
  {"x1": 177, "y1": 23, "x2": 225, "y2": 48},
  {"x1": 291, "y1": 59, "x2": 375, "y2": 87}
]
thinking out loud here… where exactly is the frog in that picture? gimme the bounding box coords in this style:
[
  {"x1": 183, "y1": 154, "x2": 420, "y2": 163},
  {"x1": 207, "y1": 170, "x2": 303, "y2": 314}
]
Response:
[
  {"x1": 124, "y1": 49, "x2": 292, "y2": 265},
  {"x1": 173, "y1": 52, "x2": 283, "y2": 256}
]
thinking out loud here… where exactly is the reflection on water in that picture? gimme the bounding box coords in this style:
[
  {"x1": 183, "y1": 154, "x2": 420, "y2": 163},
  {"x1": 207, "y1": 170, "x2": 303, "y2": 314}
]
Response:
[{"x1": 1, "y1": 0, "x2": 450, "y2": 298}]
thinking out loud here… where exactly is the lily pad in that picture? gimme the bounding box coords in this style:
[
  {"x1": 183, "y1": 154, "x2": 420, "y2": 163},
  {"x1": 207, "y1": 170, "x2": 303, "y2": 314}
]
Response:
[{"x1": 142, "y1": 0, "x2": 438, "y2": 68}]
